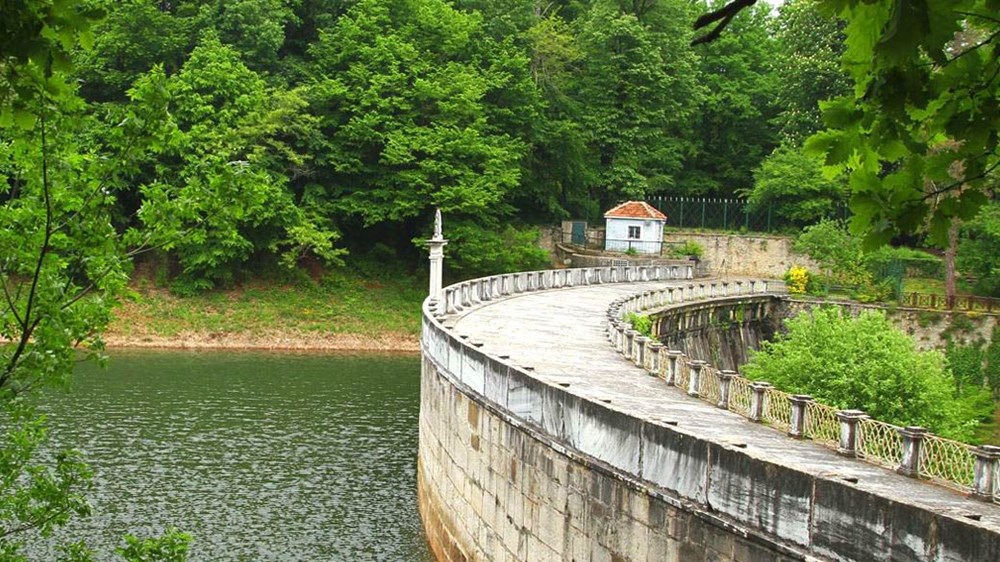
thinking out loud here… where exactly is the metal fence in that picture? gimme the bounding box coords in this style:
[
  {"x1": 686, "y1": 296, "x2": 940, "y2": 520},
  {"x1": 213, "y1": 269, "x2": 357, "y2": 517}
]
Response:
[
  {"x1": 900, "y1": 292, "x2": 1000, "y2": 313},
  {"x1": 559, "y1": 231, "x2": 684, "y2": 257},
  {"x1": 644, "y1": 196, "x2": 849, "y2": 233}
]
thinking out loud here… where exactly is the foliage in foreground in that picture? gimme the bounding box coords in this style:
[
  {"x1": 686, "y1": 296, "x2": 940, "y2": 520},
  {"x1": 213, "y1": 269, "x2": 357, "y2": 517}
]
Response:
[{"x1": 742, "y1": 308, "x2": 985, "y2": 441}]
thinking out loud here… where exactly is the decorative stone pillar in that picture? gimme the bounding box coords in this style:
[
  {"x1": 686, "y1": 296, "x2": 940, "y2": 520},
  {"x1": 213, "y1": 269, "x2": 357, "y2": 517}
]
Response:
[
  {"x1": 836, "y1": 410, "x2": 867, "y2": 457},
  {"x1": 427, "y1": 209, "x2": 448, "y2": 315},
  {"x1": 735, "y1": 280, "x2": 743, "y2": 295},
  {"x1": 972, "y1": 445, "x2": 1000, "y2": 501},
  {"x1": 624, "y1": 329, "x2": 638, "y2": 359},
  {"x1": 749, "y1": 382, "x2": 772, "y2": 422},
  {"x1": 688, "y1": 360, "x2": 706, "y2": 397},
  {"x1": 665, "y1": 351, "x2": 683, "y2": 385},
  {"x1": 897, "y1": 426, "x2": 928, "y2": 477},
  {"x1": 647, "y1": 342, "x2": 663, "y2": 375},
  {"x1": 789, "y1": 395, "x2": 813, "y2": 439},
  {"x1": 634, "y1": 336, "x2": 649, "y2": 366},
  {"x1": 717, "y1": 370, "x2": 737, "y2": 409}
]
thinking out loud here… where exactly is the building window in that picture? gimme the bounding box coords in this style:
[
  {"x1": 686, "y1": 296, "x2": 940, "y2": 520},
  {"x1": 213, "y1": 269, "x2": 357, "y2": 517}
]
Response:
[{"x1": 627, "y1": 226, "x2": 641, "y2": 239}]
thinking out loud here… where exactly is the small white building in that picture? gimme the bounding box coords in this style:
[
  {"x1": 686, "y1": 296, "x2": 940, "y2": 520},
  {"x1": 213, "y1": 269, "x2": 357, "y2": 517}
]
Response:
[{"x1": 604, "y1": 201, "x2": 667, "y2": 254}]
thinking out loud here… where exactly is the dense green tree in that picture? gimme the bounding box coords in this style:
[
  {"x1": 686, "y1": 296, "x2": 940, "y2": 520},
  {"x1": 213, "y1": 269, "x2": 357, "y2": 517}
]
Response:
[
  {"x1": 746, "y1": 146, "x2": 847, "y2": 225},
  {"x1": 682, "y1": 0, "x2": 778, "y2": 195},
  {"x1": 769, "y1": 0, "x2": 849, "y2": 144},
  {"x1": 743, "y1": 308, "x2": 982, "y2": 440},
  {"x1": 127, "y1": 36, "x2": 342, "y2": 292},
  {"x1": 572, "y1": 0, "x2": 700, "y2": 204},
  {"x1": 306, "y1": 0, "x2": 533, "y2": 232},
  {"x1": 0, "y1": 2, "x2": 192, "y2": 556},
  {"x1": 958, "y1": 200, "x2": 1000, "y2": 297}
]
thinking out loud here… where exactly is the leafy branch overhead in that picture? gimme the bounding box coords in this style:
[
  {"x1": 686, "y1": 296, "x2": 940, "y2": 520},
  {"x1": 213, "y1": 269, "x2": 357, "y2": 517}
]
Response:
[{"x1": 695, "y1": 0, "x2": 1000, "y2": 247}]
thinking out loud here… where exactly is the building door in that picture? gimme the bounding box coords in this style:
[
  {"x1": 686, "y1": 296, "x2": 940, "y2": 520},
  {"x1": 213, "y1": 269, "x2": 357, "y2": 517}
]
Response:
[{"x1": 571, "y1": 221, "x2": 586, "y2": 245}]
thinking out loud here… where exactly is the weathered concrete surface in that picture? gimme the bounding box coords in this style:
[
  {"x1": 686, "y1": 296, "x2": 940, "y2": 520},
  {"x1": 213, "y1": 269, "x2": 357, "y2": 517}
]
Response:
[{"x1": 418, "y1": 279, "x2": 1000, "y2": 562}]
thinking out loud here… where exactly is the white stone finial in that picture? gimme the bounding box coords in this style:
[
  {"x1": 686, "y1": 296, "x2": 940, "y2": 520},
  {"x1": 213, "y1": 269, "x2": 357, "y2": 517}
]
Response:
[{"x1": 433, "y1": 208, "x2": 443, "y2": 240}]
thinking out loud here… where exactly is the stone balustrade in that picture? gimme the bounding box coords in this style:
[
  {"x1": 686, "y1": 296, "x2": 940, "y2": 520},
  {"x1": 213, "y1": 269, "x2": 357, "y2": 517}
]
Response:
[{"x1": 609, "y1": 279, "x2": 1000, "y2": 504}]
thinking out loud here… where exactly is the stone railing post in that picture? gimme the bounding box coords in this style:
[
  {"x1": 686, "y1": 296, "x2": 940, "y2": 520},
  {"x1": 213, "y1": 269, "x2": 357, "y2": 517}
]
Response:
[
  {"x1": 972, "y1": 445, "x2": 1000, "y2": 501},
  {"x1": 687, "y1": 360, "x2": 706, "y2": 397},
  {"x1": 789, "y1": 394, "x2": 813, "y2": 439},
  {"x1": 749, "y1": 382, "x2": 772, "y2": 422},
  {"x1": 624, "y1": 329, "x2": 637, "y2": 359},
  {"x1": 717, "y1": 370, "x2": 737, "y2": 409},
  {"x1": 613, "y1": 323, "x2": 626, "y2": 352},
  {"x1": 835, "y1": 410, "x2": 867, "y2": 457},
  {"x1": 646, "y1": 342, "x2": 663, "y2": 374},
  {"x1": 897, "y1": 426, "x2": 928, "y2": 477},
  {"x1": 665, "y1": 351, "x2": 682, "y2": 385},
  {"x1": 634, "y1": 335, "x2": 649, "y2": 366}
]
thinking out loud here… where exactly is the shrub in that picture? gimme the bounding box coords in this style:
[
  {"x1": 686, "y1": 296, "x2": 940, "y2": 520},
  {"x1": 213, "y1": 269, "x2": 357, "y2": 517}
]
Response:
[
  {"x1": 784, "y1": 266, "x2": 810, "y2": 294},
  {"x1": 625, "y1": 312, "x2": 653, "y2": 337},
  {"x1": 668, "y1": 241, "x2": 704, "y2": 260},
  {"x1": 741, "y1": 307, "x2": 981, "y2": 440}
]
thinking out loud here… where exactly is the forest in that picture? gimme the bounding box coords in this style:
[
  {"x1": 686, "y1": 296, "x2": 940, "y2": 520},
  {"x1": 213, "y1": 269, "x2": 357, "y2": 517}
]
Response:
[{"x1": 2, "y1": 0, "x2": 859, "y2": 292}]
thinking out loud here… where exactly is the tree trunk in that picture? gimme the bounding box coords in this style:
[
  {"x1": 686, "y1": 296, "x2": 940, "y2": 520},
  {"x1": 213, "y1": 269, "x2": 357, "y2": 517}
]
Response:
[{"x1": 944, "y1": 219, "x2": 959, "y2": 308}]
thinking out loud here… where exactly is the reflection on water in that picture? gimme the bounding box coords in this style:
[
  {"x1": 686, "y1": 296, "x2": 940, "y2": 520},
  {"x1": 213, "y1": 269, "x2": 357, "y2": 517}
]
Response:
[{"x1": 31, "y1": 350, "x2": 433, "y2": 562}]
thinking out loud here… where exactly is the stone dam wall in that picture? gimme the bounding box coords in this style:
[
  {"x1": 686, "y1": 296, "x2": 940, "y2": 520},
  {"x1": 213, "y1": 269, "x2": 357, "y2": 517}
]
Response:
[{"x1": 417, "y1": 267, "x2": 1000, "y2": 562}]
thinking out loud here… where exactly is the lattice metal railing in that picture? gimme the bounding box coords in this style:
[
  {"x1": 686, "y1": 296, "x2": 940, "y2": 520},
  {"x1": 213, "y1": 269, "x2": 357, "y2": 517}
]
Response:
[
  {"x1": 729, "y1": 376, "x2": 753, "y2": 417},
  {"x1": 804, "y1": 401, "x2": 840, "y2": 446},
  {"x1": 857, "y1": 418, "x2": 903, "y2": 469},
  {"x1": 762, "y1": 388, "x2": 792, "y2": 432},
  {"x1": 700, "y1": 367, "x2": 722, "y2": 404},
  {"x1": 919, "y1": 434, "x2": 976, "y2": 492}
]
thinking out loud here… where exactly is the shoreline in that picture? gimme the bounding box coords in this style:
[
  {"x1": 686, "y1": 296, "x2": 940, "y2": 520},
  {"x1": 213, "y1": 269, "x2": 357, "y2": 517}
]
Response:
[{"x1": 101, "y1": 331, "x2": 421, "y2": 353}]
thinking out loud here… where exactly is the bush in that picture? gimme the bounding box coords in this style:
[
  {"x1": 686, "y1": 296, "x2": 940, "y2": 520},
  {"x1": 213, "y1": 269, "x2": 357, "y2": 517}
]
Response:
[
  {"x1": 625, "y1": 312, "x2": 653, "y2": 337},
  {"x1": 741, "y1": 307, "x2": 981, "y2": 440},
  {"x1": 784, "y1": 266, "x2": 810, "y2": 294},
  {"x1": 668, "y1": 241, "x2": 704, "y2": 260}
]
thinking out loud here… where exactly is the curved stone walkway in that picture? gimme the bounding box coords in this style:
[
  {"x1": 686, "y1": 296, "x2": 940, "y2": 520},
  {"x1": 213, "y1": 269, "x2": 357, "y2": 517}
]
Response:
[{"x1": 443, "y1": 281, "x2": 1000, "y2": 527}]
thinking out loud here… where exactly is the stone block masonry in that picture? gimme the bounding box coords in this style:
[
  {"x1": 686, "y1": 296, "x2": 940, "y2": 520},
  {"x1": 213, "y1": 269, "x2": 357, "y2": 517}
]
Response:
[{"x1": 418, "y1": 356, "x2": 804, "y2": 562}]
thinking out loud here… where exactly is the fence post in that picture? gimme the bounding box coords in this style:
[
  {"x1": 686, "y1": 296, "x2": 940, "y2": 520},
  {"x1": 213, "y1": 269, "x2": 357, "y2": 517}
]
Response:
[
  {"x1": 972, "y1": 445, "x2": 1000, "y2": 501},
  {"x1": 836, "y1": 410, "x2": 867, "y2": 457},
  {"x1": 665, "y1": 351, "x2": 683, "y2": 385},
  {"x1": 749, "y1": 382, "x2": 772, "y2": 422},
  {"x1": 789, "y1": 394, "x2": 813, "y2": 439},
  {"x1": 688, "y1": 360, "x2": 706, "y2": 397},
  {"x1": 717, "y1": 370, "x2": 737, "y2": 410},
  {"x1": 897, "y1": 426, "x2": 928, "y2": 477}
]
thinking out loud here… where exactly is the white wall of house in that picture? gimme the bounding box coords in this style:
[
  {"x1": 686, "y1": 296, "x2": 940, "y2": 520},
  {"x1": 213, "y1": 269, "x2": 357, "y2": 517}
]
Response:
[{"x1": 604, "y1": 218, "x2": 664, "y2": 254}]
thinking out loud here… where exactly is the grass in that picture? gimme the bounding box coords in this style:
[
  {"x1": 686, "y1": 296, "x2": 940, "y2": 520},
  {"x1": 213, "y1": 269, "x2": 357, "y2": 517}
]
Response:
[{"x1": 108, "y1": 269, "x2": 426, "y2": 342}]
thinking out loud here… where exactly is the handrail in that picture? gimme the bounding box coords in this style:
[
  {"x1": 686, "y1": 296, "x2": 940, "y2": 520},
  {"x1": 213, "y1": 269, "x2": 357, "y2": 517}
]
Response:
[{"x1": 608, "y1": 282, "x2": 1000, "y2": 504}]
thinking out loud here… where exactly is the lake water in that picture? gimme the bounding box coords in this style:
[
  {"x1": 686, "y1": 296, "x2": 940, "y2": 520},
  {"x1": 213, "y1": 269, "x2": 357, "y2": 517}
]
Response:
[{"x1": 31, "y1": 350, "x2": 433, "y2": 562}]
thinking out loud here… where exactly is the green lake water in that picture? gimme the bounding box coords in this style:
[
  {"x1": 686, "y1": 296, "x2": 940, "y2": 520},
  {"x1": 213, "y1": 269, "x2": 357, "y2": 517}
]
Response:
[{"x1": 31, "y1": 350, "x2": 433, "y2": 562}]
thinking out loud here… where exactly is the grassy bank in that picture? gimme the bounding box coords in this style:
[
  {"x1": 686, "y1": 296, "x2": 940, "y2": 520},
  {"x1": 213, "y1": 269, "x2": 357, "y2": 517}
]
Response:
[{"x1": 106, "y1": 271, "x2": 426, "y2": 351}]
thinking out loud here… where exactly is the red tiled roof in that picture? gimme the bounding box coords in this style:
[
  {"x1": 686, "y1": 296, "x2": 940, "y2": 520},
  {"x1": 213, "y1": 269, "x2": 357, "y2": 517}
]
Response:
[{"x1": 604, "y1": 201, "x2": 667, "y2": 221}]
